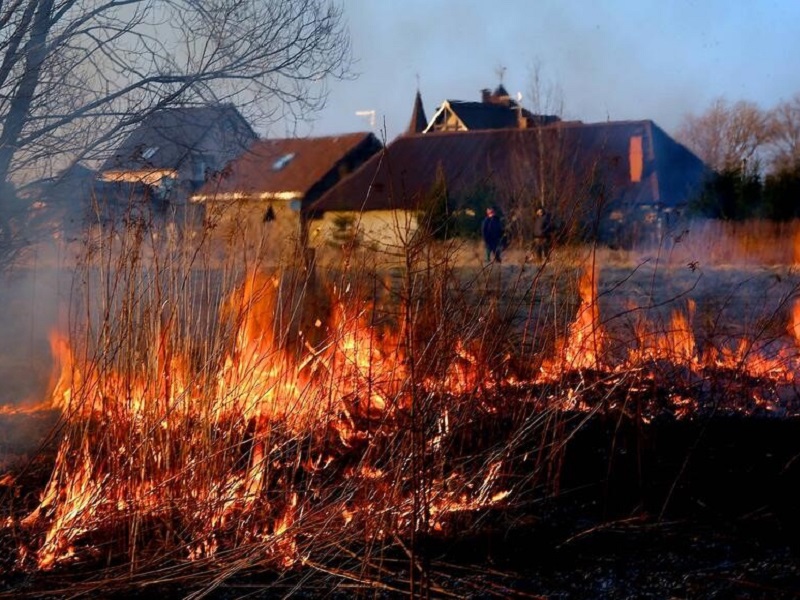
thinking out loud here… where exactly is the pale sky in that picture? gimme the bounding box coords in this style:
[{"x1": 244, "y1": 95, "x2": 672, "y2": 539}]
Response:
[{"x1": 292, "y1": 0, "x2": 800, "y2": 142}]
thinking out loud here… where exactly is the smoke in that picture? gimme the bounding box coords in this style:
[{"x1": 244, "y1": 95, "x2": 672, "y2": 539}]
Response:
[
  {"x1": 0, "y1": 244, "x2": 70, "y2": 408},
  {"x1": 0, "y1": 246, "x2": 68, "y2": 473}
]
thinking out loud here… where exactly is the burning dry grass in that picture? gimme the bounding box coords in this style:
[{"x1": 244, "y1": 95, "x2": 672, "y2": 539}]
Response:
[
  {"x1": 1, "y1": 228, "x2": 527, "y2": 593},
  {"x1": 3, "y1": 215, "x2": 800, "y2": 596}
]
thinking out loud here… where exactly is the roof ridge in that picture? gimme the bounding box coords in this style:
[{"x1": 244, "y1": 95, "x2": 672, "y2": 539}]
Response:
[{"x1": 255, "y1": 131, "x2": 373, "y2": 143}]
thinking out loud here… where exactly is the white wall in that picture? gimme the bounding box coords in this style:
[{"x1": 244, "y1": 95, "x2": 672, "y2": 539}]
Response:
[{"x1": 308, "y1": 210, "x2": 419, "y2": 253}]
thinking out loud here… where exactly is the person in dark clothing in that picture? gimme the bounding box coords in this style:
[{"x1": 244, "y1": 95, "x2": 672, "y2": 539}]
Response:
[
  {"x1": 481, "y1": 207, "x2": 504, "y2": 263},
  {"x1": 532, "y1": 207, "x2": 551, "y2": 261}
]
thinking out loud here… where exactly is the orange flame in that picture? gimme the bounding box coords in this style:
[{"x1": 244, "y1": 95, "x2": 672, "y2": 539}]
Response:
[
  {"x1": 7, "y1": 263, "x2": 800, "y2": 572},
  {"x1": 543, "y1": 265, "x2": 605, "y2": 376}
]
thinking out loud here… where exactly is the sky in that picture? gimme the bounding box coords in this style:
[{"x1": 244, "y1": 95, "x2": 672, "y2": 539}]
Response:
[{"x1": 293, "y1": 0, "x2": 800, "y2": 142}]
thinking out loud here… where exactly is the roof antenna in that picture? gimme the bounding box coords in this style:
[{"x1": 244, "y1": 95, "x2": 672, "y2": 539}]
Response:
[{"x1": 495, "y1": 65, "x2": 507, "y2": 85}]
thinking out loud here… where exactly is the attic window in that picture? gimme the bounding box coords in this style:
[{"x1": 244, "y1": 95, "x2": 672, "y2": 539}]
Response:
[
  {"x1": 142, "y1": 146, "x2": 159, "y2": 160},
  {"x1": 272, "y1": 153, "x2": 295, "y2": 171}
]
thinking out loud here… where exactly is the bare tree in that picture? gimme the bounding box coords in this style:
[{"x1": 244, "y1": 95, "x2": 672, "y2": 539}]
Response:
[
  {"x1": 526, "y1": 59, "x2": 564, "y2": 119},
  {"x1": 675, "y1": 98, "x2": 772, "y2": 174},
  {"x1": 767, "y1": 93, "x2": 800, "y2": 173},
  {"x1": 0, "y1": 0, "x2": 351, "y2": 252}
]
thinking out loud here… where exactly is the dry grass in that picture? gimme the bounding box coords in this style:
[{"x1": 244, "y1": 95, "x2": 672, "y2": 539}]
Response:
[{"x1": 3, "y1": 209, "x2": 800, "y2": 596}]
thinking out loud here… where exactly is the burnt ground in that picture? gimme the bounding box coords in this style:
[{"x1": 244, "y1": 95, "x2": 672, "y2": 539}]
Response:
[
  {"x1": 3, "y1": 412, "x2": 798, "y2": 599},
  {"x1": 428, "y1": 415, "x2": 800, "y2": 599},
  {"x1": 311, "y1": 415, "x2": 800, "y2": 599}
]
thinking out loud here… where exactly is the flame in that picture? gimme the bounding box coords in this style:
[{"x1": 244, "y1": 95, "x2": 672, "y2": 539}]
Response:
[
  {"x1": 11, "y1": 269, "x2": 449, "y2": 570},
  {"x1": 789, "y1": 298, "x2": 800, "y2": 346},
  {"x1": 5, "y1": 262, "x2": 800, "y2": 574},
  {"x1": 543, "y1": 265, "x2": 605, "y2": 375},
  {"x1": 565, "y1": 267, "x2": 604, "y2": 370},
  {"x1": 627, "y1": 300, "x2": 697, "y2": 366}
]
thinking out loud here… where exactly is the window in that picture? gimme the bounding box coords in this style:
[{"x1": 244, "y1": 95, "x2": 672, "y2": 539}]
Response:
[{"x1": 272, "y1": 153, "x2": 296, "y2": 171}]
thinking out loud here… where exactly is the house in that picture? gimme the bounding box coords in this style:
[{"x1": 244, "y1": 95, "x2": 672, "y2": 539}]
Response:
[
  {"x1": 422, "y1": 85, "x2": 560, "y2": 133},
  {"x1": 24, "y1": 163, "x2": 98, "y2": 241},
  {"x1": 97, "y1": 104, "x2": 257, "y2": 202},
  {"x1": 190, "y1": 132, "x2": 382, "y2": 260},
  {"x1": 306, "y1": 119, "x2": 709, "y2": 250}
]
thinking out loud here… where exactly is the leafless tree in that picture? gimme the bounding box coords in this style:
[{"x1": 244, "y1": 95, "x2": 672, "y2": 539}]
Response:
[
  {"x1": 526, "y1": 59, "x2": 564, "y2": 119},
  {"x1": 498, "y1": 64, "x2": 604, "y2": 246},
  {"x1": 767, "y1": 93, "x2": 800, "y2": 173},
  {"x1": 0, "y1": 0, "x2": 351, "y2": 253},
  {"x1": 675, "y1": 98, "x2": 772, "y2": 175}
]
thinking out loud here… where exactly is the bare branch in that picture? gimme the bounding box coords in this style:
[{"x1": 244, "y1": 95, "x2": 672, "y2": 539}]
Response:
[
  {"x1": 0, "y1": 0, "x2": 351, "y2": 186},
  {"x1": 767, "y1": 93, "x2": 800, "y2": 172},
  {"x1": 675, "y1": 97, "x2": 771, "y2": 174}
]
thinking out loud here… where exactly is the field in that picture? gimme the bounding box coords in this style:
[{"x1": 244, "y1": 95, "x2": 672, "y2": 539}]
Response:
[{"x1": 1, "y1": 221, "x2": 800, "y2": 598}]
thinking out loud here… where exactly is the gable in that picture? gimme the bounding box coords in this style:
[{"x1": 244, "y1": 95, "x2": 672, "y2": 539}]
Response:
[{"x1": 425, "y1": 101, "x2": 468, "y2": 132}]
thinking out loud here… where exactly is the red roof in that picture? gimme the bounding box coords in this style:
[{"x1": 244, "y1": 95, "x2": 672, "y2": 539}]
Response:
[{"x1": 195, "y1": 132, "x2": 381, "y2": 199}]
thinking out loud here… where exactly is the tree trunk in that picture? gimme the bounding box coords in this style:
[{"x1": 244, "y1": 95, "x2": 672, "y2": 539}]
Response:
[
  {"x1": 0, "y1": 0, "x2": 53, "y2": 254},
  {"x1": 0, "y1": 0, "x2": 54, "y2": 188}
]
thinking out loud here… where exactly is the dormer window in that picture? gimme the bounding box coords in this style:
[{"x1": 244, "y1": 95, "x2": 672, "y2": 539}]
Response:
[{"x1": 272, "y1": 153, "x2": 295, "y2": 171}]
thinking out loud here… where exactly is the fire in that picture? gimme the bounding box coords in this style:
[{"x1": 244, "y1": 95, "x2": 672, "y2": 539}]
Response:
[
  {"x1": 565, "y1": 266, "x2": 604, "y2": 370},
  {"x1": 543, "y1": 265, "x2": 605, "y2": 376},
  {"x1": 4, "y1": 262, "x2": 800, "y2": 577},
  {"x1": 789, "y1": 298, "x2": 800, "y2": 346},
  {"x1": 6, "y1": 268, "x2": 503, "y2": 571},
  {"x1": 626, "y1": 300, "x2": 697, "y2": 366}
]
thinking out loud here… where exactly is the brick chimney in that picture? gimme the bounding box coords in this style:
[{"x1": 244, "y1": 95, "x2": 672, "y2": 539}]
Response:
[{"x1": 517, "y1": 104, "x2": 527, "y2": 129}]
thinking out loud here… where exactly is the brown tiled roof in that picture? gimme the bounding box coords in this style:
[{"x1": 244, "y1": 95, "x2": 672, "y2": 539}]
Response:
[
  {"x1": 194, "y1": 132, "x2": 382, "y2": 199},
  {"x1": 101, "y1": 105, "x2": 255, "y2": 172},
  {"x1": 309, "y1": 121, "x2": 709, "y2": 214}
]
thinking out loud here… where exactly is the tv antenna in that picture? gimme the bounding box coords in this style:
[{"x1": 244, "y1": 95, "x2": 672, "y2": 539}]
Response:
[{"x1": 495, "y1": 65, "x2": 507, "y2": 84}]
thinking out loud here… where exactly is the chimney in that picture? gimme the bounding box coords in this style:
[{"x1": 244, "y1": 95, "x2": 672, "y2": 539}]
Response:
[
  {"x1": 517, "y1": 104, "x2": 527, "y2": 129},
  {"x1": 481, "y1": 88, "x2": 491, "y2": 104},
  {"x1": 629, "y1": 135, "x2": 643, "y2": 182}
]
